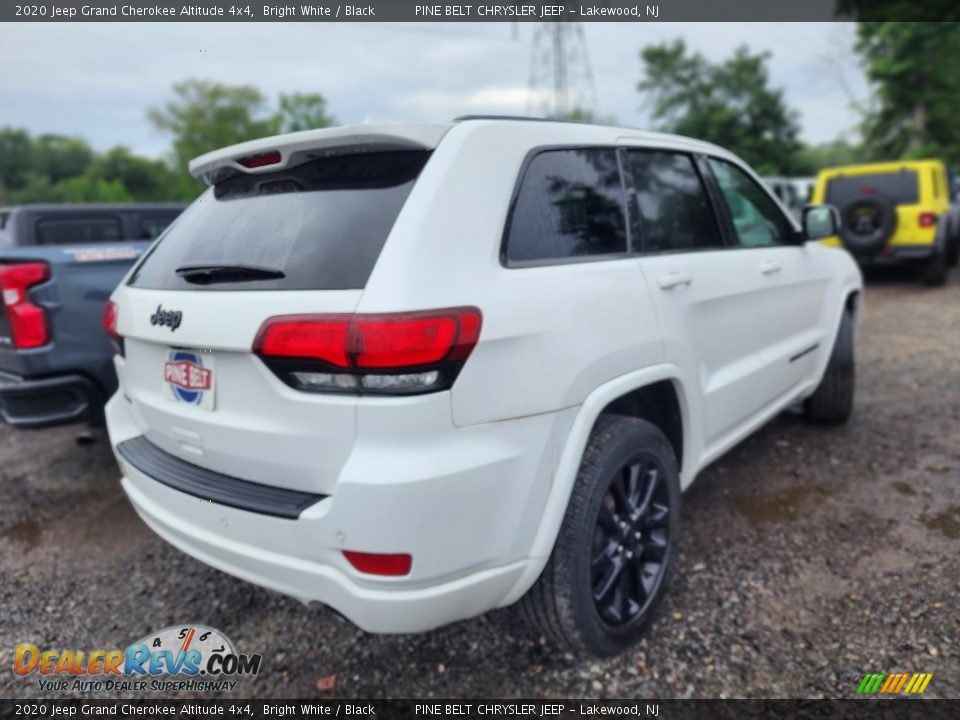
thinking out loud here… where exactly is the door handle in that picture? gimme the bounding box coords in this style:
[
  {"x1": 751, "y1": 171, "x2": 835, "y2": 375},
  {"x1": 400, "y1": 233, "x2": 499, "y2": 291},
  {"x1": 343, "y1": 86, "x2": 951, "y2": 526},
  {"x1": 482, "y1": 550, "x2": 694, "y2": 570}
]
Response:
[
  {"x1": 657, "y1": 271, "x2": 693, "y2": 290},
  {"x1": 760, "y1": 261, "x2": 782, "y2": 275}
]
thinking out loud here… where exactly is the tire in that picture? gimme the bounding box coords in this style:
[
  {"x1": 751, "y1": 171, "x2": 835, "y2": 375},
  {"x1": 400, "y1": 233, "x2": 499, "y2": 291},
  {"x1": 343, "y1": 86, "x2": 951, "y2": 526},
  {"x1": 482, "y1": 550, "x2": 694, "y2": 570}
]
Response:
[
  {"x1": 921, "y1": 246, "x2": 948, "y2": 286},
  {"x1": 804, "y1": 309, "x2": 855, "y2": 424},
  {"x1": 519, "y1": 415, "x2": 681, "y2": 657},
  {"x1": 947, "y1": 226, "x2": 960, "y2": 268},
  {"x1": 838, "y1": 195, "x2": 897, "y2": 257},
  {"x1": 946, "y1": 218, "x2": 959, "y2": 268}
]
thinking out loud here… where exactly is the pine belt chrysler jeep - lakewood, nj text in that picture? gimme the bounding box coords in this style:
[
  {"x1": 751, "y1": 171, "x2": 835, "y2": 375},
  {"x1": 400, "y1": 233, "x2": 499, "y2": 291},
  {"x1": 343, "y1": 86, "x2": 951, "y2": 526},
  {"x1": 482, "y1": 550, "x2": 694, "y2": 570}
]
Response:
[{"x1": 104, "y1": 118, "x2": 862, "y2": 656}]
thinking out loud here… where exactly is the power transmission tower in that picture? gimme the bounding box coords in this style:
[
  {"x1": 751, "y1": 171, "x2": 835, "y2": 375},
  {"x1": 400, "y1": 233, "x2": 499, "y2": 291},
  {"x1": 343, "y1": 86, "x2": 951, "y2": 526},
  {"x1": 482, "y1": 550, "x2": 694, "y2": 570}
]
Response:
[{"x1": 526, "y1": 20, "x2": 598, "y2": 118}]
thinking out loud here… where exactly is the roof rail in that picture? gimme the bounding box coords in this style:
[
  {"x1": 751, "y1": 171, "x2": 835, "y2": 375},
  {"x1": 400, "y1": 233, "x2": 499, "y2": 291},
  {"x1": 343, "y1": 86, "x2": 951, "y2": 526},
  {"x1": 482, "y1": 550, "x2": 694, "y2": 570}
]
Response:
[{"x1": 453, "y1": 114, "x2": 558, "y2": 123}]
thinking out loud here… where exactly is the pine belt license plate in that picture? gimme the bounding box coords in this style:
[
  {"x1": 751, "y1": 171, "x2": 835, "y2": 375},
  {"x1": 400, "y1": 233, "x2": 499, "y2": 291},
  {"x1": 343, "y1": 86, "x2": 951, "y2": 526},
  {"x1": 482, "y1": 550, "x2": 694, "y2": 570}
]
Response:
[{"x1": 163, "y1": 350, "x2": 216, "y2": 411}]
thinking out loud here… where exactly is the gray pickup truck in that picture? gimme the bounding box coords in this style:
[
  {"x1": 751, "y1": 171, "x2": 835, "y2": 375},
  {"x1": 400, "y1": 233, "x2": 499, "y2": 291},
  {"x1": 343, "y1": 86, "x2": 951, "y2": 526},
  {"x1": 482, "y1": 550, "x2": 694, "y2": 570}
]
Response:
[{"x1": 0, "y1": 203, "x2": 184, "y2": 428}]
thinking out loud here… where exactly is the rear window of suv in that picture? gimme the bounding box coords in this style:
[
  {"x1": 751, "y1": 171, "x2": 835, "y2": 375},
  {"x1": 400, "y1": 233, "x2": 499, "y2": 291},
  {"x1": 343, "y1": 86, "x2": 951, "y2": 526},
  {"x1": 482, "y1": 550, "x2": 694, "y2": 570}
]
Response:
[
  {"x1": 35, "y1": 216, "x2": 123, "y2": 245},
  {"x1": 128, "y1": 150, "x2": 429, "y2": 291},
  {"x1": 825, "y1": 170, "x2": 919, "y2": 207},
  {"x1": 504, "y1": 148, "x2": 628, "y2": 265}
]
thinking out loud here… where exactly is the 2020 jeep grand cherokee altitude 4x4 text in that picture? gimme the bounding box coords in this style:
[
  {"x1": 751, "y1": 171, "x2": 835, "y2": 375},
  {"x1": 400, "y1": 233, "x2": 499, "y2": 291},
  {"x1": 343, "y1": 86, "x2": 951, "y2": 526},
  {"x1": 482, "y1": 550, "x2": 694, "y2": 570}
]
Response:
[{"x1": 104, "y1": 118, "x2": 862, "y2": 656}]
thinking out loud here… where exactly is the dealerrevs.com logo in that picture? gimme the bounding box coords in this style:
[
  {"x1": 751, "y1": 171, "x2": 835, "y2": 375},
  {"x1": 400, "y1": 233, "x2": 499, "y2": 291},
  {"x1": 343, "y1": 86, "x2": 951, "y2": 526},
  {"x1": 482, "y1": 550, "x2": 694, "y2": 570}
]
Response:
[{"x1": 14, "y1": 625, "x2": 261, "y2": 693}]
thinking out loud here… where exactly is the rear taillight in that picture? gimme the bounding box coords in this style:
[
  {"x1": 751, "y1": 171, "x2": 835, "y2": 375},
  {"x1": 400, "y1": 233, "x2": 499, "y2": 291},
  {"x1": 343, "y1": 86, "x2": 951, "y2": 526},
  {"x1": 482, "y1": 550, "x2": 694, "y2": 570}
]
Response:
[
  {"x1": 0, "y1": 262, "x2": 50, "y2": 349},
  {"x1": 919, "y1": 212, "x2": 938, "y2": 228},
  {"x1": 253, "y1": 307, "x2": 482, "y2": 395},
  {"x1": 342, "y1": 550, "x2": 412, "y2": 577},
  {"x1": 102, "y1": 300, "x2": 124, "y2": 357}
]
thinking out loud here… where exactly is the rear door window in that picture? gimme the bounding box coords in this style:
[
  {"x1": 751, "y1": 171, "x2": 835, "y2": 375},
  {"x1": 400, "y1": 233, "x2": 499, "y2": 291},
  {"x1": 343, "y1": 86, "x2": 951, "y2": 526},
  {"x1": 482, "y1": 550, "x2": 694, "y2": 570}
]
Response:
[
  {"x1": 503, "y1": 148, "x2": 628, "y2": 265},
  {"x1": 35, "y1": 217, "x2": 122, "y2": 245},
  {"x1": 128, "y1": 150, "x2": 429, "y2": 291},
  {"x1": 825, "y1": 170, "x2": 919, "y2": 207},
  {"x1": 627, "y1": 150, "x2": 723, "y2": 252}
]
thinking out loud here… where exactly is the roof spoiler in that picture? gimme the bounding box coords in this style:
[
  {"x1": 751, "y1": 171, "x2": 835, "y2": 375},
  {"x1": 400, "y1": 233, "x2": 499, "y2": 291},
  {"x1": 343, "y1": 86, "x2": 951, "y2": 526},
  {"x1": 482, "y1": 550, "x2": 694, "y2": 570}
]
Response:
[{"x1": 188, "y1": 123, "x2": 452, "y2": 185}]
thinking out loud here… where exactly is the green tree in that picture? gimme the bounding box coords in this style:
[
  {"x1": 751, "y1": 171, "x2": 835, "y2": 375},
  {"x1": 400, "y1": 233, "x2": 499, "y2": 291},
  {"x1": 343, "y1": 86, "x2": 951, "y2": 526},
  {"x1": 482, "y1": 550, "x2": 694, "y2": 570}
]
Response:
[
  {"x1": 851, "y1": 22, "x2": 960, "y2": 164},
  {"x1": 87, "y1": 146, "x2": 183, "y2": 201},
  {"x1": 148, "y1": 79, "x2": 281, "y2": 172},
  {"x1": 637, "y1": 40, "x2": 803, "y2": 175},
  {"x1": 0, "y1": 128, "x2": 33, "y2": 196},
  {"x1": 277, "y1": 92, "x2": 336, "y2": 133},
  {"x1": 9, "y1": 173, "x2": 132, "y2": 204},
  {"x1": 795, "y1": 139, "x2": 870, "y2": 175},
  {"x1": 32, "y1": 134, "x2": 94, "y2": 184}
]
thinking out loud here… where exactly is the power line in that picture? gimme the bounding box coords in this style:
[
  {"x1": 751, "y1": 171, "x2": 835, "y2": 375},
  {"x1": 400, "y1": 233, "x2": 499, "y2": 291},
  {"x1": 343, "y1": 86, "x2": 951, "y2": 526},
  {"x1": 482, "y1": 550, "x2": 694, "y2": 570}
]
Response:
[{"x1": 526, "y1": 19, "x2": 599, "y2": 117}]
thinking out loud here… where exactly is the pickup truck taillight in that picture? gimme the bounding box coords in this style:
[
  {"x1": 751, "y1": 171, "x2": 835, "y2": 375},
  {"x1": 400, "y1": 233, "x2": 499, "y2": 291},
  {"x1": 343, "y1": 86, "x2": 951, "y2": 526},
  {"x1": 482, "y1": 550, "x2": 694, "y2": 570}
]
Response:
[
  {"x1": 0, "y1": 262, "x2": 51, "y2": 349},
  {"x1": 919, "y1": 212, "x2": 938, "y2": 228},
  {"x1": 253, "y1": 307, "x2": 482, "y2": 395},
  {"x1": 102, "y1": 300, "x2": 124, "y2": 357}
]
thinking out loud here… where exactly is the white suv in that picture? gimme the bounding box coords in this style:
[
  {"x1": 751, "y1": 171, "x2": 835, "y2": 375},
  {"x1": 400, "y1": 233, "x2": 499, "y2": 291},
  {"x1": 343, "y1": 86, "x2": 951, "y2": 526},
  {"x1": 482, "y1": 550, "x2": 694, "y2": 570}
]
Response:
[{"x1": 104, "y1": 118, "x2": 862, "y2": 656}]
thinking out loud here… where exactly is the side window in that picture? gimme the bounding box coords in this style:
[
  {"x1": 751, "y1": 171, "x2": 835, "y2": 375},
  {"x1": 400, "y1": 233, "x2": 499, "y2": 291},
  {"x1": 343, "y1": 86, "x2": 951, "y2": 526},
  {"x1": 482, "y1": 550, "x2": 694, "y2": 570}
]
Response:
[
  {"x1": 708, "y1": 159, "x2": 794, "y2": 247},
  {"x1": 627, "y1": 150, "x2": 723, "y2": 253},
  {"x1": 35, "y1": 217, "x2": 122, "y2": 245},
  {"x1": 504, "y1": 148, "x2": 627, "y2": 264},
  {"x1": 138, "y1": 215, "x2": 179, "y2": 240}
]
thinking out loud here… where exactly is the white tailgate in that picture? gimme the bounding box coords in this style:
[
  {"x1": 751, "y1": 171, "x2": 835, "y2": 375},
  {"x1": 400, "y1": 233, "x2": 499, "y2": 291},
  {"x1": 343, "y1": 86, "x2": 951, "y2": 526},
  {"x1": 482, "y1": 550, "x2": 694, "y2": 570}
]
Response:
[{"x1": 113, "y1": 286, "x2": 361, "y2": 495}]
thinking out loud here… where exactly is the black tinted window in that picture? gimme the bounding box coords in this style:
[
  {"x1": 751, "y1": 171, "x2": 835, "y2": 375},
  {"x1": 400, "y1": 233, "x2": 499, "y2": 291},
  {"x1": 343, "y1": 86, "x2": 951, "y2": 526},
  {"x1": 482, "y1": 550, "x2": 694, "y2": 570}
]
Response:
[
  {"x1": 709, "y1": 159, "x2": 794, "y2": 247},
  {"x1": 138, "y1": 215, "x2": 179, "y2": 240},
  {"x1": 628, "y1": 151, "x2": 722, "y2": 252},
  {"x1": 825, "y1": 170, "x2": 919, "y2": 207},
  {"x1": 505, "y1": 148, "x2": 627, "y2": 264},
  {"x1": 128, "y1": 151, "x2": 428, "y2": 291},
  {"x1": 35, "y1": 217, "x2": 122, "y2": 245}
]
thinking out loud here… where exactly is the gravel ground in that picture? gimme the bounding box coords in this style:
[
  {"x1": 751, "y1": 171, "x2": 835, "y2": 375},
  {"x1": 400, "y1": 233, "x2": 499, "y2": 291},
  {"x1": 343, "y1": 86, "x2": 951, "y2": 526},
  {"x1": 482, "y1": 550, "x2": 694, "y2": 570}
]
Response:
[{"x1": 1, "y1": 268, "x2": 958, "y2": 700}]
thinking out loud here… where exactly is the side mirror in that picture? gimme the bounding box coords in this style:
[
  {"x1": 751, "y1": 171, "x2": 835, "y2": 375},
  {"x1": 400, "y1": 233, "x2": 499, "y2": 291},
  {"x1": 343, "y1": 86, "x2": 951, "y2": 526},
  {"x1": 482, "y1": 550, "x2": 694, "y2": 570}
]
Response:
[{"x1": 802, "y1": 204, "x2": 840, "y2": 241}]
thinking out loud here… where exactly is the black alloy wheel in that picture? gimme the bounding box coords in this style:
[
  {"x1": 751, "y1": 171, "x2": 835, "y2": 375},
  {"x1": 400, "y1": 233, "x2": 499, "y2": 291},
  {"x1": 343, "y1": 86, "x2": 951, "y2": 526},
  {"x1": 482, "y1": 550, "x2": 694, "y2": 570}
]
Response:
[
  {"x1": 591, "y1": 455, "x2": 671, "y2": 628},
  {"x1": 519, "y1": 415, "x2": 680, "y2": 657}
]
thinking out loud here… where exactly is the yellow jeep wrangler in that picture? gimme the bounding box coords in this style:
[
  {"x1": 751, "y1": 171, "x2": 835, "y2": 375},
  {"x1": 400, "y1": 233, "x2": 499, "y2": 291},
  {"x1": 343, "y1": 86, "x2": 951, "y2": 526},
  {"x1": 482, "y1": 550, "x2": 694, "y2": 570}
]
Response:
[{"x1": 812, "y1": 159, "x2": 960, "y2": 285}]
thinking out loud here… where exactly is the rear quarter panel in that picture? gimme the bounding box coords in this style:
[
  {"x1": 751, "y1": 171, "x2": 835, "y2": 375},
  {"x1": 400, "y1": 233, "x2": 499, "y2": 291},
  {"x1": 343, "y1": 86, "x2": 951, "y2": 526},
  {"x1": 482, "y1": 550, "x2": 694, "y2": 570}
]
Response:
[{"x1": 357, "y1": 122, "x2": 665, "y2": 427}]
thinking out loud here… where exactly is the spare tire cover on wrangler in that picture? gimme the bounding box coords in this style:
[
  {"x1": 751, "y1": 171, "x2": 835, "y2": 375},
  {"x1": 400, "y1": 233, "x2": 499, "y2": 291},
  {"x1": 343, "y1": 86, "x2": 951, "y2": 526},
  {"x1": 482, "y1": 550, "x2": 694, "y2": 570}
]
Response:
[
  {"x1": 825, "y1": 169, "x2": 918, "y2": 257},
  {"x1": 838, "y1": 195, "x2": 897, "y2": 256}
]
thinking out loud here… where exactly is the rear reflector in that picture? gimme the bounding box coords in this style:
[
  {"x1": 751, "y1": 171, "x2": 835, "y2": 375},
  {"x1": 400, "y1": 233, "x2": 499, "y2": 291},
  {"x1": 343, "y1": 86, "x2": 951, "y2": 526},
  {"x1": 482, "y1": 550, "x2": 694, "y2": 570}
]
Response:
[
  {"x1": 343, "y1": 550, "x2": 412, "y2": 577},
  {"x1": 238, "y1": 151, "x2": 282, "y2": 169},
  {"x1": 918, "y1": 212, "x2": 938, "y2": 228},
  {"x1": 0, "y1": 262, "x2": 50, "y2": 349},
  {"x1": 253, "y1": 307, "x2": 482, "y2": 395}
]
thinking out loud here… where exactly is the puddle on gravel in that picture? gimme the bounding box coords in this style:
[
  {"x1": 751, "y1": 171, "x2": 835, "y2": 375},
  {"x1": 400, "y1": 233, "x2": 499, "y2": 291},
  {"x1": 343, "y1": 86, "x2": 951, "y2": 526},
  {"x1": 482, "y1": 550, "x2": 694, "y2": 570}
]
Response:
[
  {"x1": 1, "y1": 518, "x2": 43, "y2": 550},
  {"x1": 921, "y1": 505, "x2": 960, "y2": 539},
  {"x1": 729, "y1": 484, "x2": 834, "y2": 527},
  {"x1": 891, "y1": 481, "x2": 917, "y2": 496}
]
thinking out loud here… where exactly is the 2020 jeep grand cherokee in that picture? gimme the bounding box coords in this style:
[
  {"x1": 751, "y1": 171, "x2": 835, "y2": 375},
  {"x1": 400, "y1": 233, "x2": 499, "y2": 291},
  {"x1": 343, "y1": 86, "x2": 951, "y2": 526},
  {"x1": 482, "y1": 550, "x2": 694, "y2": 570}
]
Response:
[{"x1": 104, "y1": 118, "x2": 862, "y2": 656}]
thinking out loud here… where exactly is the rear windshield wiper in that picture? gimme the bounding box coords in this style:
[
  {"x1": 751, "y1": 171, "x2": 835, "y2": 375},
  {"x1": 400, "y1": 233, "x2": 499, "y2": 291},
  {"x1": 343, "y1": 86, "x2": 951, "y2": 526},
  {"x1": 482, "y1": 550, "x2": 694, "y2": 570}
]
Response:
[{"x1": 175, "y1": 263, "x2": 285, "y2": 285}]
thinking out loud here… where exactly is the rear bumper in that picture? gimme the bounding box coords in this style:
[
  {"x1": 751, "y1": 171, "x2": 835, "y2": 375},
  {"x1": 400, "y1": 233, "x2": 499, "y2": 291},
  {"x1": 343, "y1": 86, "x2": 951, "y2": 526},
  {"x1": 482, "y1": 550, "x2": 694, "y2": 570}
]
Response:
[
  {"x1": 865, "y1": 244, "x2": 936, "y2": 263},
  {"x1": 0, "y1": 370, "x2": 103, "y2": 428},
  {"x1": 121, "y1": 474, "x2": 527, "y2": 633},
  {"x1": 105, "y1": 391, "x2": 575, "y2": 633}
]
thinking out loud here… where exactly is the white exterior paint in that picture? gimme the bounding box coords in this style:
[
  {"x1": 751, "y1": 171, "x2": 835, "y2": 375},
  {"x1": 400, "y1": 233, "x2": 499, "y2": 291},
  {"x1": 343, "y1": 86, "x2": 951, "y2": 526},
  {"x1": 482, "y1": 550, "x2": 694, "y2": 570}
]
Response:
[{"x1": 106, "y1": 118, "x2": 862, "y2": 633}]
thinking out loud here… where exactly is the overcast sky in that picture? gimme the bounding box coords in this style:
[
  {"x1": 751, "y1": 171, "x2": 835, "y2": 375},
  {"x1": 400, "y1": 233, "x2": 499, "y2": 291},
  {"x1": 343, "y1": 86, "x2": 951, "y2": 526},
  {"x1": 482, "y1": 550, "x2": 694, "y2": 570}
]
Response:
[{"x1": 0, "y1": 22, "x2": 869, "y2": 160}]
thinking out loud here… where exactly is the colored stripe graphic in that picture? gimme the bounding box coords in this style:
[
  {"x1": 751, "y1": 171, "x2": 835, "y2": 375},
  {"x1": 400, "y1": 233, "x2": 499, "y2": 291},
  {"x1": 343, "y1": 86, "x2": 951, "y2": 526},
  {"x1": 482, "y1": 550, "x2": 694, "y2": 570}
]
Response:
[
  {"x1": 904, "y1": 673, "x2": 933, "y2": 694},
  {"x1": 857, "y1": 673, "x2": 885, "y2": 694},
  {"x1": 858, "y1": 672, "x2": 932, "y2": 695}
]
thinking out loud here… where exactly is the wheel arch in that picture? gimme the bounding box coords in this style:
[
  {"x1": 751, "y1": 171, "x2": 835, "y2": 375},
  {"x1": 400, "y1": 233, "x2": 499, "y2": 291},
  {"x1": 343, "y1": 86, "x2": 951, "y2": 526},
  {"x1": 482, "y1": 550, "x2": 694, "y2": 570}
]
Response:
[{"x1": 499, "y1": 364, "x2": 695, "y2": 607}]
